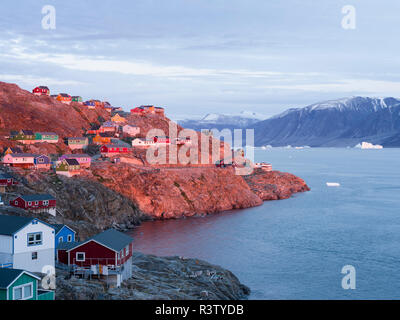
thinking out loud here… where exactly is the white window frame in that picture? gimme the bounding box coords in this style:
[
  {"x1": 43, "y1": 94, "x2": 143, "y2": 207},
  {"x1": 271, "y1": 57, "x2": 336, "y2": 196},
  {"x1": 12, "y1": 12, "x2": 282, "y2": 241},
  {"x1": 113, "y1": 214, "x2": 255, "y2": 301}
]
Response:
[
  {"x1": 59, "y1": 237, "x2": 63, "y2": 243},
  {"x1": 27, "y1": 232, "x2": 42, "y2": 246},
  {"x1": 67, "y1": 235, "x2": 72, "y2": 242},
  {"x1": 32, "y1": 251, "x2": 38, "y2": 260},
  {"x1": 13, "y1": 283, "x2": 33, "y2": 300},
  {"x1": 76, "y1": 252, "x2": 85, "y2": 262}
]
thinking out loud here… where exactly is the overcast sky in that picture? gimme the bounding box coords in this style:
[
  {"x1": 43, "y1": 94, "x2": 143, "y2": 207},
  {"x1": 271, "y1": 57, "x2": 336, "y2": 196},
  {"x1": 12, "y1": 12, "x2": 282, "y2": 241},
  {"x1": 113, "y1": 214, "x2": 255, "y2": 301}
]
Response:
[{"x1": 1, "y1": 0, "x2": 400, "y2": 120}]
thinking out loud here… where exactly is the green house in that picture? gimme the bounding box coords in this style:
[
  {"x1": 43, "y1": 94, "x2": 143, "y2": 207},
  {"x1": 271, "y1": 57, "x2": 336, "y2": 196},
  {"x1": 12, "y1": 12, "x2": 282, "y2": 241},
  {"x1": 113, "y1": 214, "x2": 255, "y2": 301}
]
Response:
[
  {"x1": 71, "y1": 96, "x2": 83, "y2": 103},
  {"x1": 0, "y1": 268, "x2": 54, "y2": 300},
  {"x1": 10, "y1": 130, "x2": 35, "y2": 141},
  {"x1": 35, "y1": 132, "x2": 59, "y2": 143}
]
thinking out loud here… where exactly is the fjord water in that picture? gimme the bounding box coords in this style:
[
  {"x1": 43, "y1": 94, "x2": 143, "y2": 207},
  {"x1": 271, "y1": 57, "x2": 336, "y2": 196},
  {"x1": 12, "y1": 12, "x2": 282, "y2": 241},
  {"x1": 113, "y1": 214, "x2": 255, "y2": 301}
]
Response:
[{"x1": 130, "y1": 148, "x2": 400, "y2": 299}]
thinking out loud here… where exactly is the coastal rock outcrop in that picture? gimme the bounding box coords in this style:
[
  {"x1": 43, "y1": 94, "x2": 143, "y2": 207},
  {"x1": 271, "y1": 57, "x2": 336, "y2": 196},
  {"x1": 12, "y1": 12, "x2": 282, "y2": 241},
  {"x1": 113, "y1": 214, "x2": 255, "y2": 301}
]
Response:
[
  {"x1": 90, "y1": 163, "x2": 263, "y2": 219},
  {"x1": 243, "y1": 168, "x2": 310, "y2": 200},
  {"x1": 55, "y1": 252, "x2": 250, "y2": 300}
]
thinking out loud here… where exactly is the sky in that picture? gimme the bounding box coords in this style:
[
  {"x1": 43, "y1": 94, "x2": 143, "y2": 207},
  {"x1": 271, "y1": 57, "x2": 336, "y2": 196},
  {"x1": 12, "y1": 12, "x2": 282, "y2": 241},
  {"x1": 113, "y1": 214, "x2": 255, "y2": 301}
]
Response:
[{"x1": 1, "y1": 0, "x2": 400, "y2": 120}]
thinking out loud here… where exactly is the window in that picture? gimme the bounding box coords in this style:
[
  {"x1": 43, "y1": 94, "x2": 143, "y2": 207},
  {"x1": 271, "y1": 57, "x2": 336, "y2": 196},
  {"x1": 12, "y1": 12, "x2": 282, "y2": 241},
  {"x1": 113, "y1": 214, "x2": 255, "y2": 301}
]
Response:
[
  {"x1": 43, "y1": 200, "x2": 49, "y2": 206},
  {"x1": 67, "y1": 235, "x2": 72, "y2": 242},
  {"x1": 27, "y1": 232, "x2": 42, "y2": 246},
  {"x1": 32, "y1": 252, "x2": 38, "y2": 260},
  {"x1": 13, "y1": 283, "x2": 33, "y2": 300},
  {"x1": 125, "y1": 245, "x2": 129, "y2": 255},
  {"x1": 59, "y1": 237, "x2": 63, "y2": 243},
  {"x1": 76, "y1": 252, "x2": 85, "y2": 262},
  {"x1": 15, "y1": 201, "x2": 18, "y2": 206},
  {"x1": 35, "y1": 201, "x2": 38, "y2": 205}
]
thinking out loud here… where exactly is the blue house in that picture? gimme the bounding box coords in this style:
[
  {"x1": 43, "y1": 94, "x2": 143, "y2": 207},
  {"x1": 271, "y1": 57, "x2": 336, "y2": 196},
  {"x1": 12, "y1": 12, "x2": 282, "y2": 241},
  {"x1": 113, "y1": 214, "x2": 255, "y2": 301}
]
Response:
[
  {"x1": 52, "y1": 224, "x2": 76, "y2": 250},
  {"x1": 34, "y1": 155, "x2": 51, "y2": 170}
]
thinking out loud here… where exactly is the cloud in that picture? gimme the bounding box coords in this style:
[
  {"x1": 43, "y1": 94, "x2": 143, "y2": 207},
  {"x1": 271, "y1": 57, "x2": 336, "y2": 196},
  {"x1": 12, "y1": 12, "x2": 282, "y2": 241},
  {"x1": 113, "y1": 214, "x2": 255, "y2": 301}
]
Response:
[{"x1": 0, "y1": 74, "x2": 85, "y2": 87}]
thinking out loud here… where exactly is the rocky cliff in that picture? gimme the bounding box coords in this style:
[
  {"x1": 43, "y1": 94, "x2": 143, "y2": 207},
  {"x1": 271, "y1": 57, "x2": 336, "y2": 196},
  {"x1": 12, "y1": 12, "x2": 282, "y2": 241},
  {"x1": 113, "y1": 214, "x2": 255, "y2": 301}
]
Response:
[{"x1": 56, "y1": 252, "x2": 250, "y2": 300}]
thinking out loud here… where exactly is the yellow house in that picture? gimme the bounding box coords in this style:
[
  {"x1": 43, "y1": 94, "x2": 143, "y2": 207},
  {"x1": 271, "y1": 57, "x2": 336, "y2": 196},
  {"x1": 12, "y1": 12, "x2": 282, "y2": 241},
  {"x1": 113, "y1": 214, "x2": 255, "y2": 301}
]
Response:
[
  {"x1": 111, "y1": 114, "x2": 127, "y2": 123},
  {"x1": 92, "y1": 134, "x2": 112, "y2": 145}
]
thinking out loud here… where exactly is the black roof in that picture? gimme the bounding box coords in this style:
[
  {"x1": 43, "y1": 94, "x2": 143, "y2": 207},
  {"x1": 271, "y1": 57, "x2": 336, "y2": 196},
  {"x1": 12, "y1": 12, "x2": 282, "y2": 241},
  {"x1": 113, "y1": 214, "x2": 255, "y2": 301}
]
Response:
[
  {"x1": 64, "y1": 158, "x2": 80, "y2": 166},
  {"x1": 21, "y1": 130, "x2": 34, "y2": 135},
  {"x1": 90, "y1": 229, "x2": 133, "y2": 252},
  {"x1": 0, "y1": 268, "x2": 39, "y2": 288},
  {"x1": 20, "y1": 194, "x2": 56, "y2": 202},
  {"x1": 0, "y1": 215, "x2": 34, "y2": 235}
]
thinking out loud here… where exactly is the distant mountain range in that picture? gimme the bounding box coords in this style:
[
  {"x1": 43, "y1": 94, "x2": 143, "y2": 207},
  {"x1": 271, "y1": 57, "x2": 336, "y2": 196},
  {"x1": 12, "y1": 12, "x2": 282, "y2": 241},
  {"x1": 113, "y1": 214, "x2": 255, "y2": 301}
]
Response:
[
  {"x1": 178, "y1": 111, "x2": 267, "y2": 132},
  {"x1": 179, "y1": 97, "x2": 400, "y2": 147}
]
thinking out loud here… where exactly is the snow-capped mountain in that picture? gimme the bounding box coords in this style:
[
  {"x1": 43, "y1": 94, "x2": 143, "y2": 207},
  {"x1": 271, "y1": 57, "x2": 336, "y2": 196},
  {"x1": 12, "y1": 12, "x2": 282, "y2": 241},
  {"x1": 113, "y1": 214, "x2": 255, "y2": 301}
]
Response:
[
  {"x1": 178, "y1": 111, "x2": 268, "y2": 131},
  {"x1": 253, "y1": 97, "x2": 400, "y2": 147}
]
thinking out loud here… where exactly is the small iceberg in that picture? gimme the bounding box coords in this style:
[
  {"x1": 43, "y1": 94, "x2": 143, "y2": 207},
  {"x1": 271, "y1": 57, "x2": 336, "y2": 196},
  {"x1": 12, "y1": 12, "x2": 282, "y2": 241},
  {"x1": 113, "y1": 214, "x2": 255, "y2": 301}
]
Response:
[
  {"x1": 355, "y1": 142, "x2": 383, "y2": 149},
  {"x1": 326, "y1": 182, "x2": 341, "y2": 187}
]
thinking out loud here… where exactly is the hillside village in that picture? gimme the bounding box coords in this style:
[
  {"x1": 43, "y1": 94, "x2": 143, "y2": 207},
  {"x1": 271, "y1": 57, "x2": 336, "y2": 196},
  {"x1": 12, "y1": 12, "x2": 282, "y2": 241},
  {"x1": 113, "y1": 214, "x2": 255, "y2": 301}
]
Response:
[{"x1": 0, "y1": 82, "x2": 308, "y2": 300}]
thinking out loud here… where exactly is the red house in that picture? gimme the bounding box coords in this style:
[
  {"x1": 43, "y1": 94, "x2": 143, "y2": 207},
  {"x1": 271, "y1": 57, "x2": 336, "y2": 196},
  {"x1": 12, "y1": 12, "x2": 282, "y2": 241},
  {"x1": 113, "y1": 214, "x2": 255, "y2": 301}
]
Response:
[
  {"x1": 32, "y1": 86, "x2": 50, "y2": 96},
  {"x1": 153, "y1": 136, "x2": 170, "y2": 144},
  {"x1": 9, "y1": 194, "x2": 57, "y2": 216},
  {"x1": 100, "y1": 144, "x2": 131, "y2": 156},
  {"x1": 0, "y1": 173, "x2": 18, "y2": 187},
  {"x1": 130, "y1": 107, "x2": 145, "y2": 115},
  {"x1": 57, "y1": 229, "x2": 133, "y2": 286}
]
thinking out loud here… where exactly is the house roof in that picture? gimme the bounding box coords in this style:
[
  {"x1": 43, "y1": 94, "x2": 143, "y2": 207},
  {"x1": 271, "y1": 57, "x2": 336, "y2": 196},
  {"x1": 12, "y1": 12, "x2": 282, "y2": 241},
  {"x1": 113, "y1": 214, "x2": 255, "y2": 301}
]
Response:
[
  {"x1": 38, "y1": 86, "x2": 49, "y2": 90},
  {"x1": 0, "y1": 215, "x2": 35, "y2": 236},
  {"x1": 0, "y1": 268, "x2": 40, "y2": 289},
  {"x1": 64, "y1": 158, "x2": 80, "y2": 166},
  {"x1": 36, "y1": 132, "x2": 58, "y2": 136},
  {"x1": 19, "y1": 194, "x2": 56, "y2": 202},
  {"x1": 21, "y1": 130, "x2": 34, "y2": 135},
  {"x1": 4, "y1": 147, "x2": 22, "y2": 153},
  {"x1": 0, "y1": 173, "x2": 14, "y2": 179},
  {"x1": 58, "y1": 241, "x2": 81, "y2": 250},
  {"x1": 68, "y1": 137, "x2": 87, "y2": 141},
  {"x1": 8, "y1": 153, "x2": 38, "y2": 158},
  {"x1": 52, "y1": 224, "x2": 75, "y2": 235},
  {"x1": 59, "y1": 93, "x2": 71, "y2": 97},
  {"x1": 90, "y1": 229, "x2": 133, "y2": 252}
]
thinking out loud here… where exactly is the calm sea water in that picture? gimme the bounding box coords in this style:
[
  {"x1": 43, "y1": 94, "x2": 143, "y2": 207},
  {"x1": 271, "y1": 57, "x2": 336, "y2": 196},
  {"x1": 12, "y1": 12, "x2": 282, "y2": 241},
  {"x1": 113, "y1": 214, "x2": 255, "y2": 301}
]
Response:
[{"x1": 129, "y1": 148, "x2": 400, "y2": 299}]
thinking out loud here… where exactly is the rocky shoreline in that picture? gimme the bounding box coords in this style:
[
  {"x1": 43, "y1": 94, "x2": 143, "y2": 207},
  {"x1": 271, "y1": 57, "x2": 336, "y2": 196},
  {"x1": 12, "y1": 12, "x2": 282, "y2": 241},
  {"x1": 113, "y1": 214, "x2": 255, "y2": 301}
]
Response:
[{"x1": 55, "y1": 252, "x2": 250, "y2": 300}]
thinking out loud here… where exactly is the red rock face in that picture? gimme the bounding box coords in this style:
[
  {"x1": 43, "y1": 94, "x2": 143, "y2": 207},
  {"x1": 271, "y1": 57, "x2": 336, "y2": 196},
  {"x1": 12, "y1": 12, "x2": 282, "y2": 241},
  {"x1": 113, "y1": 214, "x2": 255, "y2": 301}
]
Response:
[
  {"x1": 91, "y1": 163, "x2": 263, "y2": 219},
  {"x1": 243, "y1": 168, "x2": 310, "y2": 200}
]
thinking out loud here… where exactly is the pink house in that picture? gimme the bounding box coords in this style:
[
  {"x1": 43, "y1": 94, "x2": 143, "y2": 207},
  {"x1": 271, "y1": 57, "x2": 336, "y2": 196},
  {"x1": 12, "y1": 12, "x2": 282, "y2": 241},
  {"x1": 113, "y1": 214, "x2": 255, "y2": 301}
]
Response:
[
  {"x1": 122, "y1": 125, "x2": 140, "y2": 137},
  {"x1": 2, "y1": 153, "x2": 36, "y2": 168},
  {"x1": 58, "y1": 154, "x2": 92, "y2": 168}
]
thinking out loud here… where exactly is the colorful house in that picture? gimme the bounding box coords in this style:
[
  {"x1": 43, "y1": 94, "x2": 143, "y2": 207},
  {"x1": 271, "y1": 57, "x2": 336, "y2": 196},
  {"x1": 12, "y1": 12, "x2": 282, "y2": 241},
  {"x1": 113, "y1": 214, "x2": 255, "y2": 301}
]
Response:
[
  {"x1": 3, "y1": 147, "x2": 22, "y2": 155},
  {"x1": 100, "y1": 144, "x2": 131, "y2": 156},
  {"x1": 111, "y1": 114, "x2": 127, "y2": 123},
  {"x1": 153, "y1": 136, "x2": 170, "y2": 145},
  {"x1": 92, "y1": 133, "x2": 112, "y2": 145},
  {"x1": 84, "y1": 101, "x2": 96, "y2": 109},
  {"x1": 0, "y1": 173, "x2": 18, "y2": 186},
  {"x1": 0, "y1": 268, "x2": 54, "y2": 300},
  {"x1": 33, "y1": 155, "x2": 51, "y2": 170},
  {"x1": 0, "y1": 215, "x2": 55, "y2": 272},
  {"x1": 56, "y1": 158, "x2": 81, "y2": 177},
  {"x1": 10, "y1": 130, "x2": 35, "y2": 144},
  {"x1": 56, "y1": 93, "x2": 72, "y2": 104},
  {"x1": 71, "y1": 96, "x2": 83, "y2": 103},
  {"x1": 9, "y1": 194, "x2": 57, "y2": 216},
  {"x1": 52, "y1": 224, "x2": 76, "y2": 251},
  {"x1": 32, "y1": 86, "x2": 50, "y2": 96},
  {"x1": 131, "y1": 138, "x2": 155, "y2": 147},
  {"x1": 122, "y1": 125, "x2": 140, "y2": 137},
  {"x1": 35, "y1": 132, "x2": 59, "y2": 143},
  {"x1": 2, "y1": 153, "x2": 36, "y2": 168},
  {"x1": 100, "y1": 121, "x2": 118, "y2": 132},
  {"x1": 58, "y1": 154, "x2": 91, "y2": 169},
  {"x1": 155, "y1": 107, "x2": 165, "y2": 116},
  {"x1": 57, "y1": 229, "x2": 133, "y2": 287},
  {"x1": 67, "y1": 137, "x2": 89, "y2": 150}
]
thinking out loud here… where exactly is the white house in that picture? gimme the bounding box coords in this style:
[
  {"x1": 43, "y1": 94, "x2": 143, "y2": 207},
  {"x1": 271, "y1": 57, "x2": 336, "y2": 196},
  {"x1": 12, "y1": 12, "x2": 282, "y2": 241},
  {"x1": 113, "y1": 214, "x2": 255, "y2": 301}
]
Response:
[
  {"x1": 0, "y1": 215, "x2": 55, "y2": 273},
  {"x1": 131, "y1": 138, "x2": 155, "y2": 147}
]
